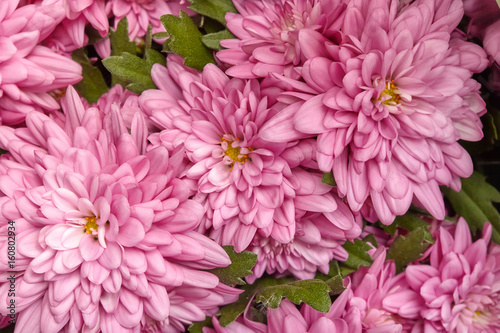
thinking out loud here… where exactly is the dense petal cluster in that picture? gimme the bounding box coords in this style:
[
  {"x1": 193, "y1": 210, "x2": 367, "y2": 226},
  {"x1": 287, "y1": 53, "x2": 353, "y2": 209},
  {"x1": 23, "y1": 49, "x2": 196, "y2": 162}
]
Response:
[
  {"x1": 106, "y1": 0, "x2": 191, "y2": 40},
  {"x1": 260, "y1": 0, "x2": 488, "y2": 223},
  {"x1": 0, "y1": 87, "x2": 237, "y2": 332},
  {"x1": 140, "y1": 56, "x2": 361, "y2": 280},
  {"x1": 0, "y1": 0, "x2": 499, "y2": 331},
  {"x1": 402, "y1": 219, "x2": 500, "y2": 332},
  {"x1": 0, "y1": 0, "x2": 82, "y2": 124},
  {"x1": 218, "y1": 0, "x2": 347, "y2": 79}
]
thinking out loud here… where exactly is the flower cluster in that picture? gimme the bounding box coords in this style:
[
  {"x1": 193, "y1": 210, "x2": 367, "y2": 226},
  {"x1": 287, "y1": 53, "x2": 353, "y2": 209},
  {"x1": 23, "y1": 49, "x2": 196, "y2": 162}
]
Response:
[{"x1": 0, "y1": 0, "x2": 498, "y2": 332}]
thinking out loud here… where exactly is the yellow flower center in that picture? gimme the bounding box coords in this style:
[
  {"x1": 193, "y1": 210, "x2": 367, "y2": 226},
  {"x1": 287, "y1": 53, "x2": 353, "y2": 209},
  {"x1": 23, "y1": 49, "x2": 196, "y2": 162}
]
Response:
[
  {"x1": 221, "y1": 138, "x2": 253, "y2": 169},
  {"x1": 84, "y1": 216, "x2": 98, "y2": 234},
  {"x1": 379, "y1": 80, "x2": 401, "y2": 105}
]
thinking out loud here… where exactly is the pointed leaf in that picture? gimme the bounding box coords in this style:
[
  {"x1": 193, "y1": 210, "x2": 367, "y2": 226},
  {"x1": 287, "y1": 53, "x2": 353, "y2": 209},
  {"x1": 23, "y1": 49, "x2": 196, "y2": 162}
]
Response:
[
  {"x1": 321, "y1": 171, "x2": 336, "y2": 186},
  {"x1": 161, "y1": 11, "x2": 216, "y2": 70},
  {"x1": 443, "y1": 171, "x2": 500, "y2": 243},
  {"x1": 71, "y1": 48, "x2": 109, "y2": 104},
  {"x1": 256, "y1": 279, "x2": 331, "y2": 311},
  {"x1": 188, "y1": 0, "x2": 238, "y2": 25},
  {"x1": 217, "y1": 276, "x2": 331, "y2": 327},
  {"x1": 201, "y1": 29, "x2": 235, "y2": 50},
  {"x1": 218, "y1": 281, "x2": 266, "y2": 327},
  {"x1": 102, "y1": 52, "x2": 162, "y2": 94},
  {"x1": 110, "y1": 18, "x2": 137, "y2": 56},
  {"x1": 386, "y1": 226, "x2": 434, "y2": 274},
  {"x1": 339, "y1": 238, "x2": 374, "y2": 276},
  {"x1": 209, "y1": 246, "x2": 257, "y2": 286}
]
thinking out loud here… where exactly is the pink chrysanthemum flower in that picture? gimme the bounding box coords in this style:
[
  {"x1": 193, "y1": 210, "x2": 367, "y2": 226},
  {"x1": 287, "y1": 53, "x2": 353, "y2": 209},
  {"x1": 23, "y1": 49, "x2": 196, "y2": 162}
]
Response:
[
  {"x1": 260, "y1": 0, "x2": 488, "y2": 223},
  {"x1": 105, "y1": 0, "x2": 192, "y2": 40},
  {"x1": 400, "y1": 219, "x2": 500, "y2": 332},
  {"x1": 140, "y1": 57, "x2": 359, "y2": 262},
  {"x1": 241, "y1": 181, "x2": 361, "y2": 282},
  {"x1": 141, "y1": 283, "x2": 240, "y2": 332},
  {"x1": 0, "y1": 87, "x2": 237, "y2": 332},
  {"x1": 217, "y1": 0, "x2": 347, "y2": 79},
  {"x1": 0, "y1": 0, "x2": 82, "y2": 125},
  {"x1": 24, "y1": 0, "x2": 108, "y2": 51},
  {"x1": 344, "y1": 248, "x2": 422, "y2": 332},
  {"x1": 483, "y1": 20, "x2": 500, "y2": 65}
]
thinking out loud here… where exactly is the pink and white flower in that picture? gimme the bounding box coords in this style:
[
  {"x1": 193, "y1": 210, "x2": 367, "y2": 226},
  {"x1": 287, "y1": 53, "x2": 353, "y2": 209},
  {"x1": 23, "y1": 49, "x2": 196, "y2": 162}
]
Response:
[
  {"x1": 0, "y1": 86, "x2": 237, "y2": 332},
  {"x1": 260, "y1": 0, "x2": 488, "y2": 223}
]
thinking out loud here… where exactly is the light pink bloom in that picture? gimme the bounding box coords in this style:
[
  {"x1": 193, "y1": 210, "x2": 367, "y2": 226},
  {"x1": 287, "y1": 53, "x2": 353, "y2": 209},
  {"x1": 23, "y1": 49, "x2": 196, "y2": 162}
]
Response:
[
  {"x1": 141, "y1": 283, "x2": 241, "y2": 333},
  {"x1": 0, "y1": 0, "x2": 82, "y2": 124},
  {"x1": 218, "y1": 0, "x2": 347, "y2": 79},
  {"x1": 106, "y1": 0, "x2": 192, "y2": 40},
  {"x1": 0, "y1": 86, "x2": 236, "y2": 332},
  {"x1": 400, "y1": 219, "x2": 500, "y2": 332},
  {"x1": 260, "y1": 0, "x2": 488, "y2": 224},
  {"x1": 344, "y1": 248, "x2": 422, "y2": 332},
  {"x1": 242, "y1": 183, "x2": 362, "y2": 282},
  {"x1": 141, "y1": 57, "x2": 360, "y2": 273}
]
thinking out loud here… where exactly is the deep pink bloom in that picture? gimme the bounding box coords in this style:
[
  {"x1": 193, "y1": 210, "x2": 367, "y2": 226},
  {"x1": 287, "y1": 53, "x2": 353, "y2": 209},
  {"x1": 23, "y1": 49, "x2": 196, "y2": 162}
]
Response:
[
  {"x1": 400, "y1": 219, "x2": 500, "y2": 332},
  {"x1": 463, "y1": 0, "x2": 500, "y2": 40},
  {"x1": 218, "y1": 0, "x2": 347, "y2": 79},
  {"x1": 483, "y1": 20, "x2": 500, "y2": 65},
  {"x1": 0, "y1": 86, "x2": 237, "y2": 332},
  {"x1": 260, "y1": 0, "x2": 488, "y2": 224},
  {"x1": 0, "y1": 0, "x2": 82, "y2": 124}
]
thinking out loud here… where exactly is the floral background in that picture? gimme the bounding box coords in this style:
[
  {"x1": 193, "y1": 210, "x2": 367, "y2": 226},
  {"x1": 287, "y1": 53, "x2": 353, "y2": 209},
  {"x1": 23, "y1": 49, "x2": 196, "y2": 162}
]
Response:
[{"x1": 0, "y1": 0, "x2": 499, "y2": 332}]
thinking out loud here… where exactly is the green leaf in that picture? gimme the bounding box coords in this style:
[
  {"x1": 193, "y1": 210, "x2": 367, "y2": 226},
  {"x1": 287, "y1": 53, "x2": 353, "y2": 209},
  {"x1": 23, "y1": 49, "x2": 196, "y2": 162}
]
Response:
[
  {"x1": 188, "y1": 0, "x2": 238, "y2": 25},
  {"x1": 386, "y1": 226, "x2": 434, "y2": 273},
  {"x1": 218, "y1": 277, "x2": 332, "y2": 327},
  {"x1": 209, "y1": 246, "x2": 257, "y2": 286},
  {"x1": 321, "y1": 171, "x2": 336, "y2": 186},
  {"x1": 109, "y1": 18, "x2": 136, "y2": 56},
  {"x1": 324, "y1": 261, "x2": 345, "y2": 295},
  {"x1": 443, "y1": 171, "x2": 500, "y2": 243},
  {"x1": 188, "y1": 316, "x2": 213, "y2": 333},
  {"x1": 339, "y1": 238, "x2": 374, "y2": 276},
  {"x1": 380, "y1": 212, "x2": 431, "y2": 236},
  {"x1": 201, "y1": 29, "x2": 235, "y2": 50},
  {"x1": 256, "y1": 279, "x2": 331, "y2": 311},
  {"x1": 102, "y1": 52, "x2": 159, "y2": 94},
  {"x1": 71, "y1": 48, "x2": 109, "y2": 104},
  {"x1": 218, "y1": 282, "x2": 263, "y2": 327},
  {"x1": 152, "y1": 32, "x2": 170, "y2": 39},
  {"x1": 161, "y1": 11, "x2": 216, "y2": 70}
]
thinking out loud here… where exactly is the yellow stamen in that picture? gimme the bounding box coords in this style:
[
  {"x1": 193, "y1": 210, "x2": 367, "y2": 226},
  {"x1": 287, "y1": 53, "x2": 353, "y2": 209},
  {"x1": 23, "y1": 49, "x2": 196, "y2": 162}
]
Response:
[
  {"x1": 84, "y1": 216, "x2": 98, "y2": 234},
  {"x1": 221, "y1": 138, "x2": 253, "y2": 169},
  {"x1": 379, "y1": 80, "x2": 401, "y2": 105}
]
